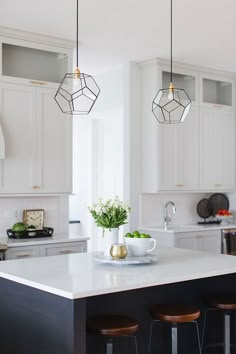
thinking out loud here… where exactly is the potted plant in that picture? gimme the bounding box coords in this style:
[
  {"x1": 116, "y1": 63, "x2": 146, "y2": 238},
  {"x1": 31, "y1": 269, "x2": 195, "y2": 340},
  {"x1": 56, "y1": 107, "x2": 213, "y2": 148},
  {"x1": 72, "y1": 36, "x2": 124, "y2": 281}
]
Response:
[{"x1": 89, "y1": 197, "x2": 131, "y2": 256}]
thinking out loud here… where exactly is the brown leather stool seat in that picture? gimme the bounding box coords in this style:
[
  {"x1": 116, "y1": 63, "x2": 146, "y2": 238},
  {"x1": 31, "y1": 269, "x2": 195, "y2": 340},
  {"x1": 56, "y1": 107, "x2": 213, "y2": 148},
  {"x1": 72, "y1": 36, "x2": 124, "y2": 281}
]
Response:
[
  {"x1": 87, "y1": 314, "x2": 139, "y2": 336},
  {"x1": 150, "y1": 304, "x2": 200, "y2": 323},
  {"x1": 202, "y1": 295, "x2": 236, "y2": 353},
  {"x1": 87, "y1": 314, "x2": 139, "y2": 354},
  {"x1": 207, "y1": 295, "x2": 236, "y2": 310},
  {"x1": 148, "y1": 304, "x2": 201, "y2": 354}
]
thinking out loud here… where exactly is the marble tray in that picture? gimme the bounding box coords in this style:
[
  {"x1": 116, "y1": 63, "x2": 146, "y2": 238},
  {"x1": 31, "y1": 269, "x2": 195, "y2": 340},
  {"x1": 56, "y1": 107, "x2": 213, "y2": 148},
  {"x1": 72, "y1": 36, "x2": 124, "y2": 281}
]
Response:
[{"x1": 94, "y1": 253, "x2": 158, "y2": 265}]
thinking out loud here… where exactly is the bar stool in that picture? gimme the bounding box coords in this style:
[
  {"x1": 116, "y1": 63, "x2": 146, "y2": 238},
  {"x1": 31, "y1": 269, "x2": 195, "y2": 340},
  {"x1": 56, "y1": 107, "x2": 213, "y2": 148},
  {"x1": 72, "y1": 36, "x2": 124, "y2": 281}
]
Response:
[
  {"x1": 202, "y1": 295, "x2": 236, "y2": 354},
  {"x1": 87, "y1": 314, "x2": 139, "y2": 354},
  {"x1": 148, "y1": 304, "x2": 201, "y2": 354}
]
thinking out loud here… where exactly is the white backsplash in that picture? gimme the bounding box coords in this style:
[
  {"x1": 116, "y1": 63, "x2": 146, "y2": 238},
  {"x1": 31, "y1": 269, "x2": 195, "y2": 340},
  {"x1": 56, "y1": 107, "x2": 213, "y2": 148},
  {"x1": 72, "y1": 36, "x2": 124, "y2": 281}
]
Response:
[
  {"x1": 0, "y1": 196, "x2": 69, "y2": 238},
  {"x1": 140, "y1": 192, "x2": 215, "y2": 227}
]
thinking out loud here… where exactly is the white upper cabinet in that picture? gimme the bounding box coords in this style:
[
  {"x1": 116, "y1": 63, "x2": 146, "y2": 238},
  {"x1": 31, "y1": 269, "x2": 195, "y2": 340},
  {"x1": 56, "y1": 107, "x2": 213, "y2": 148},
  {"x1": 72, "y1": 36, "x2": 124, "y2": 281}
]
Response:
[
  {"x1": 0, "y1": 82, "x2": 36, "y2": 193},
  {"x1": 158, "y1": 106, "x2": 199, "y2": 191},
  {"x1": 0, "y1": 82, "x2": 72, "y2": 194},
  {"x1": 199, "y1": 107, "x2": 235, "y2": 191},
  {"x1": 140, "y1": 60, "x2": 236, "y2": 192},
  {"x1": 0, "y1": 31, "x2": 73, "y2": 195},
  {"x1": 36, "y1": 87, "x2": 72, "y2": 193}
]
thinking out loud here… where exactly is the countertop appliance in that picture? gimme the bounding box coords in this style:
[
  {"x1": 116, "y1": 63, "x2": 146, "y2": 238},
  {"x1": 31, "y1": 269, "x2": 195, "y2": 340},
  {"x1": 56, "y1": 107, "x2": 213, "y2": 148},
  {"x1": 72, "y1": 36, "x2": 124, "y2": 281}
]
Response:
[{"x1": 221, "y1": 229, "x2": 236, "y2": 255}]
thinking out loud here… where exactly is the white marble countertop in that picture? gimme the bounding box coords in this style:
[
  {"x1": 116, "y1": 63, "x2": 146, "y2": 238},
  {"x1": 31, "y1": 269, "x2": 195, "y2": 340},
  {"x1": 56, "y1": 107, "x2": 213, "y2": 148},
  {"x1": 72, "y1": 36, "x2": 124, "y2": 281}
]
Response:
[
  {"x1": 0, "y1": 247, "x2": 236, "y2": 299},
  {"x1": 0, "y1": 235, "x2": 89, "y2": 247},
  {"x1": 140, "y1": 223, "x2": 236, "y2": 233}
]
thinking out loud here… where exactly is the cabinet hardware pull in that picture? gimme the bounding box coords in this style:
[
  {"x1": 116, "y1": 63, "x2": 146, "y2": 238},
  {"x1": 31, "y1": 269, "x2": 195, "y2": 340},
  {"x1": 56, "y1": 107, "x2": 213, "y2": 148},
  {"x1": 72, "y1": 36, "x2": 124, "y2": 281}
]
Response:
[
  {"x1": 215, "y1": 184, "x2": 222, "y2": 187},
  {"x1": 16, "y1": 254, "x2": 31, "y2": 258},
  {"x1": 176, "y1": 184, "x2": 184, "y2": 187},
  {"x1": 60, "y1": 250, "x2": 73, "y2": 254},
  {"x1": 196, "y1": 235, "x2": 203, "y2": 239},
  {"x1": 30, "y1": 80, "x2": 47, "y2": 85}
]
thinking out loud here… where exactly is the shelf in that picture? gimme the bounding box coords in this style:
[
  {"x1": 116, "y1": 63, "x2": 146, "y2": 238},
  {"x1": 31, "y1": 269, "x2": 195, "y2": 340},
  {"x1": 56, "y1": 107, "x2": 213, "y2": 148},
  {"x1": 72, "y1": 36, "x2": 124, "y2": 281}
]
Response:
[
  {"x1": 2, "y1": 43, "x2": 68, "y2": 83},
  {"x1": 162, "y1": 71, "x2": 196, "y2": 101},
  {"x1": 203, "y1": 78, "x2": 232, "y2": 106}
]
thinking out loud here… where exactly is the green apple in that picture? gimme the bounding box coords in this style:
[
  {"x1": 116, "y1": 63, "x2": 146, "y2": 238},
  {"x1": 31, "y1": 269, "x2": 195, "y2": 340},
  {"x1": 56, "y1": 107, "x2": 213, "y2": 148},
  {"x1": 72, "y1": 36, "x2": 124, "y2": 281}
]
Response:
[
  {"x1": 133, "y1": 230, "x2": 140, "y2": 238},
  {"x1": 140, "y1": 233, "x2": 151, "y2": 238},
  {"x1": 125, "y1": 232, "x2": 133, "y2": 238}
]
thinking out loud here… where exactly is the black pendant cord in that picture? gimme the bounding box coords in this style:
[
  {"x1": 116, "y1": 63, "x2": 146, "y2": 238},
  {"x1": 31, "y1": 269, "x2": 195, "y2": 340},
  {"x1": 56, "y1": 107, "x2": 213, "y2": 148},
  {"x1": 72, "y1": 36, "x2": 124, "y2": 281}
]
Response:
[
  {"x1": 170, "y1": 0, "x2": 172, "y2": 83},
  {"x1": 76, "y1": 0, "x2": 79, "y2": 67}
]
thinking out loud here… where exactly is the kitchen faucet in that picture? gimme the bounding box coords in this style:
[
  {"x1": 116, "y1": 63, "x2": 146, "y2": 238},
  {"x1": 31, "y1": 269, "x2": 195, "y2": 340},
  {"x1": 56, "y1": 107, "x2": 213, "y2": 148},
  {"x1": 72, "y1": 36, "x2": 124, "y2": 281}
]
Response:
[{"x1": 164, "y1": 201, "x2": 176, "y2": 230}]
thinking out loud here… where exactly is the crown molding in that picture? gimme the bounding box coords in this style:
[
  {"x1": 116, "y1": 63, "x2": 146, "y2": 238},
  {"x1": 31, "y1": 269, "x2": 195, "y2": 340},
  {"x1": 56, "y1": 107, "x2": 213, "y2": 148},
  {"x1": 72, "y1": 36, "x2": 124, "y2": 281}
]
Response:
[{"x1": 0, "y1": 26, "x2": 75, "y2": 49}]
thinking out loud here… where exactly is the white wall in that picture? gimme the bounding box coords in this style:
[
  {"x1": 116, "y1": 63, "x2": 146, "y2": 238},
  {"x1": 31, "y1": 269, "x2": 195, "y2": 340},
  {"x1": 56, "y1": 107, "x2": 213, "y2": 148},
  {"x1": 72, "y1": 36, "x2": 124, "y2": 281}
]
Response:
[
  {"x1": 0, "y1": 196, "x2": 69, "y2": 238},
  {"x1": 70, "y1": 65, "x2": 126, "y2": 251},
  {"x1": 140, "y1": 193, "x2": 212, "y2": 227}
]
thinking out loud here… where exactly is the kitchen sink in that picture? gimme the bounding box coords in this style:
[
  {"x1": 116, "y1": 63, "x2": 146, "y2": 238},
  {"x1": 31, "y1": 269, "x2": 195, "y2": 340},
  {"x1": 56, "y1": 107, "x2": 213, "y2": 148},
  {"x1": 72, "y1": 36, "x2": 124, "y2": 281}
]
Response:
[{"x1": 142, "y1": 224, "x2": 199, "y2": 231}]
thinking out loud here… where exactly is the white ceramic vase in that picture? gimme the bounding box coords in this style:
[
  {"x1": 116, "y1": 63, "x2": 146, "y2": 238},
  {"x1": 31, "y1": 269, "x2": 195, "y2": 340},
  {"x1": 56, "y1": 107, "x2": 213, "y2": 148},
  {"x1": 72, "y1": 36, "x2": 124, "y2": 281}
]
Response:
[{"x1": 104, "y1": 228, "x2": 119, "y2": 257}]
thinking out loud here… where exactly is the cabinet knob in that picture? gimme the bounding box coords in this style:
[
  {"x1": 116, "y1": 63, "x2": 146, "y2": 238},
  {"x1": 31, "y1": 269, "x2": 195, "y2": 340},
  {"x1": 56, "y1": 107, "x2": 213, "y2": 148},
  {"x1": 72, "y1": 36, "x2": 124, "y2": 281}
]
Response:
[
  {"x1": 30, "y1": 80, "x2": 47, "y2": 85},
  {"x1": 215, "y1": 184, "x2": 222, "y2": 187},
  {"x1": 16, "y1": 254, "x2": 31, "y2": 258},
  {"x1": 176, "y1": 184, "x2": 184, "y2": 187},
  {"x1": 60, "y1": 250, "x2": 73, "y2": 254},
  {"x1": 32, "y1": 185, "x2": 37, "y2": 189}
]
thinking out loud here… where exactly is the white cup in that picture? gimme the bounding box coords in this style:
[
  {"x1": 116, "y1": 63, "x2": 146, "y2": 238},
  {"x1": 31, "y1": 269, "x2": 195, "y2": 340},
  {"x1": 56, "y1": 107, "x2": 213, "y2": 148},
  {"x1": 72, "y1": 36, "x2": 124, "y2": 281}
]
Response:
[{"x1": 125, "y1": 237, "x2": 157, "y2": 257}]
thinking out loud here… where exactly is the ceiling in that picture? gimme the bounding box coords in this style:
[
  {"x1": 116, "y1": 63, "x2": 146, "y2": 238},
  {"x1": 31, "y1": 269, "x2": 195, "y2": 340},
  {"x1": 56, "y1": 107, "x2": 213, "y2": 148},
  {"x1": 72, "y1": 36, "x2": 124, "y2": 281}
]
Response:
[{"x1": 0, "y1": 0, "x2": 235, "y2": 74}]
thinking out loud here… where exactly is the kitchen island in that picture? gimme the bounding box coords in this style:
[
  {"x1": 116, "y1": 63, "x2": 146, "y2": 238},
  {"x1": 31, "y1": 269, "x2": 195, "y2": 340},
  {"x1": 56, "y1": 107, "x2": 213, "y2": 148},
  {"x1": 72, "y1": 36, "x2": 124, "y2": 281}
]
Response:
[{"x1": 0, "y1": 248, "x2": 236, "y2": 353}]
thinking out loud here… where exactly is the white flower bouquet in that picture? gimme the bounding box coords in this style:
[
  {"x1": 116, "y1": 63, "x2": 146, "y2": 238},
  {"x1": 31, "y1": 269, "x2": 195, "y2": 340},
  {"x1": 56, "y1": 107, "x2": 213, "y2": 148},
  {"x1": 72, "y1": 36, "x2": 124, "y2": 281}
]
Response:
[{"x1": 89, "y1": 197, "x2": 131, "y2": 231}]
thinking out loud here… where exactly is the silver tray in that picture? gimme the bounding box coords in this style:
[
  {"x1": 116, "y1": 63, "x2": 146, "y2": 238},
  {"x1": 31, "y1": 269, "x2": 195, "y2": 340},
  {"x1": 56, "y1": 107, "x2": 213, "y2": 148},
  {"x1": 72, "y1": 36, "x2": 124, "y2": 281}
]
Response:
[{"x1": 94, "y1": 253, "x2": 158, "y2": 265}]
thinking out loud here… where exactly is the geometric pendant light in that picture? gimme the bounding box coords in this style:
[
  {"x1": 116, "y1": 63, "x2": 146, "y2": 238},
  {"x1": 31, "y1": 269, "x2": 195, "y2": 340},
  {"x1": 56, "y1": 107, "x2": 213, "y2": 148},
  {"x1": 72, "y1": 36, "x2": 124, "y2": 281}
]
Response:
[
  {"x1": 54, "y1": 0, "x2": 100, "y2": 115},
  {"x1": 152, "y1": 0, "x2": 191, "y2": 124}
]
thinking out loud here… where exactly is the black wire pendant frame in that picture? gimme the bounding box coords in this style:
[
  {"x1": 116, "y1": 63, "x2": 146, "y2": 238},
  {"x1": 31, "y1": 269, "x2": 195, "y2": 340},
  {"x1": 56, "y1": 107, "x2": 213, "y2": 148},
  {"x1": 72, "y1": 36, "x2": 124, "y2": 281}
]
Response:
[
  {"x1": 54, "y1": 0, "x2": 100, "y2": 115},
  {"x1": 152, "y1": 0, "x2": 191, "y2": 124}
]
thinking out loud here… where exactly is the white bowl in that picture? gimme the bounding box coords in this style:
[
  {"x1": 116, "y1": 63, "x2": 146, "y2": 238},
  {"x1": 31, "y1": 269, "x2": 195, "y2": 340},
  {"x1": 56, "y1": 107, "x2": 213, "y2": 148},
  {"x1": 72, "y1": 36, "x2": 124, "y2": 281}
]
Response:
[{"x1": 125, "y1": 237, "x2": 156, "y2": 257}]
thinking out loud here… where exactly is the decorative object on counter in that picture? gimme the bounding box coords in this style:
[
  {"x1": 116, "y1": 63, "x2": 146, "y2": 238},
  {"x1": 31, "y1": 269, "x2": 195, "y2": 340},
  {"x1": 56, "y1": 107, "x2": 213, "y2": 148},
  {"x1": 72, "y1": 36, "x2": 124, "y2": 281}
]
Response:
[
  {"x1": 54, "y1": 0, "x2": 100, "y2": 115},
  {"x1": 7, "y1": 227, "x2": 54, "y2": 239},
  {"x1": 196, "y1": 198, "x2": 219, "y2": 225},
  {"x1": 110, "y1": 244, "x2": 128, "y2": 260},
  {"x1": 215, "y1": 209, "x2": 233, "y2": 225},
  {"x1": 209, "y1": 193, "x2": 229, "y2": 216},
  {"x1": 23, "y1": 209, "x2": 44, "y2": 230},
  {"x1": 152, "y1": 0, "x2": 191, "y2": 124},
  {"x1": 94, "y1": 253, "x2": 158, "y2": 265},
  {"x1": 125, "y1": 235, "x2": 157, "y2": 257},
  {"x1": 196, "y1": 193, "x2": 230, "y2": 224},
  {"x1": 89, "y1": 197, "x2": 131, "y2": 256}
]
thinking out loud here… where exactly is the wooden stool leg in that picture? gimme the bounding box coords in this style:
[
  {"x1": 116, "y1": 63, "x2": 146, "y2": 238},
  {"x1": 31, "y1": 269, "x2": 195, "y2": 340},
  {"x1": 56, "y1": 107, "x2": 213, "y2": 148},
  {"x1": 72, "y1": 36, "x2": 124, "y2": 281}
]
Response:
[
  {"x1": 171, "y1": 324, "x2": 178, "y2": 354},
  {"x1": 224, "y1": 311, "x2": 230, "y2": 354}
]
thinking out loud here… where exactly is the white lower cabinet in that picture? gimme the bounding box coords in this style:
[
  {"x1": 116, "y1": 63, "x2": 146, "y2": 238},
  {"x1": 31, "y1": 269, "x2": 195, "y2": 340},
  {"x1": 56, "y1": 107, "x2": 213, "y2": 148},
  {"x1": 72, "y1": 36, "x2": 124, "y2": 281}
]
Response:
[
  {"x1": 5, "y1": 246, "x2": 41, "y2": 260},
  {"x1": 5, "y1": 240, "x2": 87, "y2": 260},
  {"x1": 140, "y1": 228, "x2": 222, "y2": 254},
  {"x1": 40, "y1": 241, "x2": 87, "y2": 257},
  {"x1": 175, "y1": 230, "x2": 221, "y2": 253}
]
